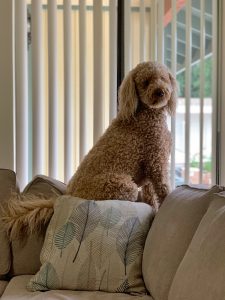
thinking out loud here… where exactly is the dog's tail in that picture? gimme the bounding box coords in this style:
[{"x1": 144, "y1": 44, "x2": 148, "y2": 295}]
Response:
[{"x1": 0, "y1": 193, "x2": 55, "y2": 241}]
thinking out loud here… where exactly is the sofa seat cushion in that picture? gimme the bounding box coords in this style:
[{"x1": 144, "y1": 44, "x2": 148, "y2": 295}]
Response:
[
  {"x1": 168, "y1": 192, "x2": 225, "y2": 300},
  {"x1": 142, "y1": 184, "x2": 224, "y2": 300},
  {"x1": 28, "y1": 196, "x2": 154, "y2": 294},
  {"x1": 1, "y1": 275, "x2": 153, "y2": 300}
]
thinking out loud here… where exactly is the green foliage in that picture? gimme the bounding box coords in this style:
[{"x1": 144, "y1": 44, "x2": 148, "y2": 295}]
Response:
[
  {"x1": 177, "y1": 56, "x2": 212, "y2": 98},
  {"x1": 190, "y1": 157, "x2": 212, "y2": 173}
]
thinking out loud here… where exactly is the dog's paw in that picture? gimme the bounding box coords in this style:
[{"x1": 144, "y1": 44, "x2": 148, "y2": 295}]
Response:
[{"x1": 157, "y1": 183, "x2": 170, "y2": 203}]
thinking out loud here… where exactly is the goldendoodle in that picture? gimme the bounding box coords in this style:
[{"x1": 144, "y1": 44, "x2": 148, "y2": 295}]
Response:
[
  {"x1": 2, "y1": 61, "x2": 177, "y2": 238},
  {"x1": 67, "y1": 61, "x2": 177, "y2": 207}
]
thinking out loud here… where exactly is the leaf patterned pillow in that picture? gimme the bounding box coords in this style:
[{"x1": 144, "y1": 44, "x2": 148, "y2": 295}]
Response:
[{"x1": 27, "y1": 196, "x2": 154, "y2": 294}]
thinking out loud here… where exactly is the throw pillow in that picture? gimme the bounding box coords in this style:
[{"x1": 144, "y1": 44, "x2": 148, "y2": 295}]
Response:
[
  {"x1": 168, "y1": 192, "x2": 225, "y2": 300},
  {"x1": 27, "y1": 196, "x2": 154, "y2": 294}
]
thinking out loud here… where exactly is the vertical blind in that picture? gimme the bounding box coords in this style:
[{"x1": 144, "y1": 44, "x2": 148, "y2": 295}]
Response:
[
  {"x1": 123, "y1": 0, "x2": 217, "y2": 187},
  {"x1": 13, "y1": 0, "x2": 118, "y2": 189},
  {"x1": 12, "y1": 0, "x2": 218, "y2": 189}
]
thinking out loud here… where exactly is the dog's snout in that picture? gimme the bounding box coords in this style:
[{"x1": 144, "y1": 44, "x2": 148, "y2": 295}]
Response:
[{"x1": 154, "y1": 88, "x2": 165, "y2": 98}]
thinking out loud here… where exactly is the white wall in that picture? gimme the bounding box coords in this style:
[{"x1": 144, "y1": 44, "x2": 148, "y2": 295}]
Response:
[{"x1": 0, "y1": 0, "x2": 14, "y2": 170}]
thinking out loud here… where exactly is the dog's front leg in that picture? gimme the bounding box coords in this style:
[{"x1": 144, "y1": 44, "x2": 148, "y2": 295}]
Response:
[
  {"x1": 140, "y1": 182, "x2": 159, "y2": 210},
  {"x1": 145, "y1": 161, "x2": 171, "y2": 206},
  {"x1": 150, "y1": 168, "x2": 171, "y2": 205}
]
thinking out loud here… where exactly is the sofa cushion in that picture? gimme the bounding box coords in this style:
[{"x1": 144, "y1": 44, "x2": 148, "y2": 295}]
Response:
[
  {"x1": 2, "y1": 275, "x2": 153, "y2": 300},
  {"x1": 23, "y1": 175, "x2": 66, "y2": 196},
  {"x1": 0, "y1": 169, "x2": 19, "y2": 277},
  {"x1": 9, "y1": 175, "x2": 66, "y2": 277},
  {"x1": 168, "y1": 192, "x2": 225, "y2": 300},
  {"x1": 28, "y1": 196, "x2": 154, "y2": 294},
  {"x1": 142, "y1": 184, "x2": 223, "y2": 300},
  {"x1": 0, "y1": 280, "x2": 8, "y2": 297}
]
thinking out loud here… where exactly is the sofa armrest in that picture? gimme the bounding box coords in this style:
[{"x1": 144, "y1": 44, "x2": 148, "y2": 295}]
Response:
[
  {"x1": 0, "y1": 280, "x2": 8, "y2": 297},
  {"x1": 0, "y1": 169, "x2": 19, "y2": 277}
]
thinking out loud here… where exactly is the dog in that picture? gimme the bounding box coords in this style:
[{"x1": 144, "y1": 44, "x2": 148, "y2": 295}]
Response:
[
  {"x1": 1, "y1": 61, "x2": 177, "y2": 239},
  {"x1": 67, "y1": 61, "x2": 177, "y2": 207}
]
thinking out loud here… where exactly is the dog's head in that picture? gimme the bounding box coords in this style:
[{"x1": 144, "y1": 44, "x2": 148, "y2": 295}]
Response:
[{"x1": 118, "y1": 61, "x2": 178, "y2": 120}]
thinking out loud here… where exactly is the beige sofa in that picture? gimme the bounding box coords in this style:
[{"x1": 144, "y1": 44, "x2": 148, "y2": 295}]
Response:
[{"x1": 0, "y1": 168, "x2": 225, "y2": 300}]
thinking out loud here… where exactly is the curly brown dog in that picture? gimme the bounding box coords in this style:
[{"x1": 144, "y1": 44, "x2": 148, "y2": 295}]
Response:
[
  {"x1": 1, "y1": 61, "x2": 177, "y2": 239},
  {"x1": 67, "y1": 61, "x2": 177, "y2": 207}
]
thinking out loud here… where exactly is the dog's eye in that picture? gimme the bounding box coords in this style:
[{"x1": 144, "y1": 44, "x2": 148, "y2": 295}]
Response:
[{"x1": 143, "y1": 79, "x2": 150, "y2": 87}]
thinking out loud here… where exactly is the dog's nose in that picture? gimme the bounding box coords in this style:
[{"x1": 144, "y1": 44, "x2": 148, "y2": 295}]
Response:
[{"x1": 154, "y1": 88, "x2": 165, "y2": 97}]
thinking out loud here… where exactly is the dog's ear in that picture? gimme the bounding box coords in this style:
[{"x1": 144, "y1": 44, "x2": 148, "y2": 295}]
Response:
[
  {"x1": 167, "y1": 72, "x2": 178, "y2": 116},
  {"x1": 118, "y1": 70, "x2": 138, "y2": 120}
]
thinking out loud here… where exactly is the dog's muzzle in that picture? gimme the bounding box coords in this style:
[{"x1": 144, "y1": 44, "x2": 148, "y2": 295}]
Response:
[{"x1": 153, "y1": 88, "x2": 165, "y2": 98}]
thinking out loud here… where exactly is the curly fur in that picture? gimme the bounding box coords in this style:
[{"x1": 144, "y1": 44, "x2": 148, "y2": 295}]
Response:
[
  {"x1": 67, "y1": 61, "x2": 177, "y2": 206},
  {"x1": 1, "y1": 61, "x2": 177, "y2": 239}
]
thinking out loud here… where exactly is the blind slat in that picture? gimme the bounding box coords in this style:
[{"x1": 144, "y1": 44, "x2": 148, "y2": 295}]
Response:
[
  {"x1": 64, "y1": 0, "x2": 73, "y2": 182},
  {"x1": 32, "y1": 0, "x2": 45, "y2": 177},
  {"x1": 93, "y1": 0, "x2": 103, "y2": 144},
  {"x1": 48, "y1": 0, "x2": 58, "y2": 177},
  {"x1": 149, "y1": 0, "x2": 157, "y2": 61},
  {"x1": 211, "y1": 0, "x2": 218, "y2": 184},
  {"x1": 170, "y1": 0, "x2": 177, "y2": 189},
  {"x1": 185, "y1": 0, "x2": 192, "y2": 183},
  {"x1": 199, "y1": 0, "x2": 205, "y2": 184},
  {"x1": 109, "y1": 0, "x2": 117, "y2": 122},
  {"x1": 15, "y1": 0, "x2": 28, "y2": 189},
  {"x1": 157, "y1": 0, "x2": 164, "y2": 63},
  {"x1": 79, "y1": 0, "x2": 88, "y2": 161},
  {"x1": 140, "y1": 0, "x2": 145, "y2": 62}
]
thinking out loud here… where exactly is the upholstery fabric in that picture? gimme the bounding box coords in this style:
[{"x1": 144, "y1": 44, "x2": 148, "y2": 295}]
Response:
[
  {"x1": 2, "y1": 275, "x2": 153, "y2": 300},
  {"x1": 0, "y1": 280, "x2": 8, "y2": 297},
  {"x1": 142, "y1": 185, "x2": 223, "y2": 300},
  {"x1": 23, "y1": 175, "x2": 66, "y2": 197},
  {"x1": 10, "y1": 176, "x2": 66, "y2": 277},
  {"x1": 0, "y1": 169, "x2": 19, "y2": 276},
  {"x1": 28, "y1": 196, "x2": 154, "y2": 294},
  {"x1": 168, "y1": 192, "x2": 225, "y2": 300}
]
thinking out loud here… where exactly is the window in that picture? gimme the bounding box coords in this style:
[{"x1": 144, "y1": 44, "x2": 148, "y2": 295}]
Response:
[
  {"x1": 163, "y1": 0, "x2": 216, "y2": 185},
  {"x1": 123, "y1": 0, "x2": 217, "y2": 186},
  {"x1": 0, "y1": 0, "x2": 218, "y2": 189}
]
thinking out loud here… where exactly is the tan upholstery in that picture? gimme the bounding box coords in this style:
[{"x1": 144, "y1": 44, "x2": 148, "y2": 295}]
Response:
[
  {"x1": 142, "y1": 185, "x2": 223, "y2": 300},
  {"x1": 0, "y1": 169, "x2": 19, "y2": 277},
  {"x1": 1, "y1": 170, "x2": 224, "y2": 299},
  {"x1": 0, "y1": 281, "x2": 8, "y2": 297},
  {"x1": 23, "y1": 175, "x2": 66, "y2": 197},
  {"x1": 168, "y1": 192, "x2": 225, "y2": 300},
  {"x1": 1, "y1": 275, "x2": 153, "y2": 300},
  {"x1": 9, "y1": 176, "x2": 66, "y2": 277}
]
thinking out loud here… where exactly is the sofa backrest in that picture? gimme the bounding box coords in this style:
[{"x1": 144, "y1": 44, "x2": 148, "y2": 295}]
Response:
[
  {"x1": 0, "y1": 169, "x2": 19, "y2": 279},
  {"x1": 168, "y1": 191, "x2": 225, "y2": 300},
  {"x1": 9, "y1": 175, "x2": 66, "y2": 277},
  {"x1": 142, "y1": 184, "x2": 224, "y2": 300},
  {"x1": 0, "y1": 170, "x2": 66, "y2": 278}
]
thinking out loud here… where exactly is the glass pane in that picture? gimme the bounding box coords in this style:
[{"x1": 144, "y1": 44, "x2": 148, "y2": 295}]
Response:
[
  {"x1": 163, "y1": 0, "x2": 214, "y2": 185},
  {"x1": 175, "y1": 5, "x2": 186, "y2": 186}
]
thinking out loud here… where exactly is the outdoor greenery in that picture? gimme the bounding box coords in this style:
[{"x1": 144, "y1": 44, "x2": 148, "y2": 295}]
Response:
[
  {"x1": 190, "y1": 157, "x2": 212, "y2": 172},
  {"x1": 177, "y1": 56, "x2": 212, "y2": 98}
]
